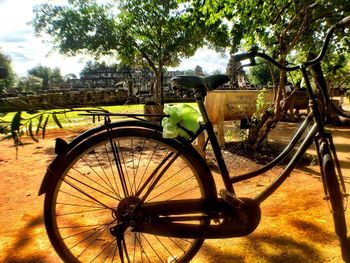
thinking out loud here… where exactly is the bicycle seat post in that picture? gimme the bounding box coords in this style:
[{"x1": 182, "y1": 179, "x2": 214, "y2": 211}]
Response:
[{"x1": 195, "y1": 91, "x2": 235, "y2": 194}]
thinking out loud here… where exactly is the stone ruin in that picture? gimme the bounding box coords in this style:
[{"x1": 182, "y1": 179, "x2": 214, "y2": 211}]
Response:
[
  {"x1": 0, "y1": 67, "x2": 193, "y2": 112},
  {"x1": 0, "y1": 89, "x2": 128, "y2": 112},
  {"x1": 225, "y1": 54, "x2": 247, "y2": 89}
]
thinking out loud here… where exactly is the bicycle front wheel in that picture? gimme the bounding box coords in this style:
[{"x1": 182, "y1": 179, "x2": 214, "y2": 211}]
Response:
[
  {"x1": 44, "y1": 127, "x2": 215, "y2": 263},
  {"x1": 323, "y1": 153, "x2": 350, "y2": 262}
]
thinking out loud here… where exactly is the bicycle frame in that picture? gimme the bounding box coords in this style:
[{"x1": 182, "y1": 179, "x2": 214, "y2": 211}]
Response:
[
  {"x1": 120, "y1": 58, "x2": 345, "y2": 239},
  {"x1": 40, "y1": 16, "x2": 350, "y2": 263},
  {"x1": 192, "y1": 59, "x2": 346, "y2": 205}
]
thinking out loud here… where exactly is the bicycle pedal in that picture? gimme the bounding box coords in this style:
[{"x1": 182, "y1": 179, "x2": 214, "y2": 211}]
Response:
[{"x1": 219, "y1": 189, "x2": 244, "y2": 208}]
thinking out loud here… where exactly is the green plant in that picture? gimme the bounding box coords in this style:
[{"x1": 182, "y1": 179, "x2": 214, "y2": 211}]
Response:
[
  {"x1": 345, "y1": 88, "x2": 350, "y2": 99},
  {"x1": 250, "y1": 88, "x2": 273, "y2": 123},
  {"x1": 1, "y1": 110, "x2": 69, "y2": 146}
]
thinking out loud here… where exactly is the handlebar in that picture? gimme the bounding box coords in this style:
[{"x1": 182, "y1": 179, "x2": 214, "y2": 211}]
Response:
[
  {"x1": 233, "y1": 52, "x2": 256, "y2": 62},
  {"x1": 234, "y1": 16, "x2": 350, "y2": 72}
]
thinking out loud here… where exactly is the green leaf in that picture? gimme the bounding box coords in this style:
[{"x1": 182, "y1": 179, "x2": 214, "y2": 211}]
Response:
[
  {"x1": 36, "y1": 114, "x2": 43, "y2": 135},
  {"x1": 29, "y1": 120, "x2": 39, "y2": 142},
  {"x1": 52, "y1": 113, "x2": 63, "y2": 128},
  {"x1": 42, "y1": 114, "x2": 50, "y2": 139},
  {"x1": 11, "y1": 111, "x2": 21, "y2": 134},
  {"x1": 64, "y1": 112, "x2": 71, "y2": 123}
]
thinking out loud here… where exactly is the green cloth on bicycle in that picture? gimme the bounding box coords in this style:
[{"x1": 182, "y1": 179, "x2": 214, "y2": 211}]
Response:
[{"x1": 162, "y1": 104, "x2": 200, "y2": 139}]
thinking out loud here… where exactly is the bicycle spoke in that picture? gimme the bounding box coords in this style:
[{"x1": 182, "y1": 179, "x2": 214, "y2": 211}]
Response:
[
  {"x1": 57, "y1": 207, "x2": 107, "y2": 217},
  {"x1": 59, "y1": 223, "x2": 110, "y2": 229},
  {"x1": 59, "y1": 189, "x2": 102, "y2": 206},
  {"x1": 132, "y1": 233, "x2": 136, "y2": 263},
  {"x1": 62, "y1": 176, "x2": 116, "y2": 210},
  {"x1": 62, "y1": 223, "x2": 112, "y2": 240},
  {"x1": 136, "y1": 142, "x2": 160, "y2": 193},
  {"x1": 122, "y1": 236, "x2": 131, "y2": 263},
  {"x1": 148, "y1": 184, "x2": 198, "y2": 202},
  {"x1": 148, "y1": 172, "x2": 195, "y2": 201},
  {"x1": 47, "y1": 129, "x2": 209, "y2": 262},
  {"x1": 56, "y1": 202, "x2": 103, "y2": 209},
  {"x1": 135, "y1": 151, "x2": 176, "y2": 202},
  {"x1": 140, "y1": 233, "x2": 163, "y2": 263},
  {"x1": 115, "y1": 140, "x2": 131, "y2": 194},
  {"x1": 110, "y1": 138, "x2": 129, "y2": 197},
  {"x1": 131, "y1": 138, "x2": 147, "y2": 195},
  {"x1": 76, "y1": 222, "x2": 114, "y2": 259},
  {"x1": 65, "y1": 174, "x2": 119, "y2": 201},
  {"x1": 130, "y1": 138, "x2": 136, "y2": 195},
  {"x1": 111, "y1": 241, "x2": 118, "y2": 263},
  {"x1": 71, "y1": 165, "x2": 120, "y2": 198},
  {"x1": 152, "y1": 165, "x2": 187, "y2": 190},
  {"x1": 93, "y1": 150, "x2": 120, "y2": 196},
  {"x1": 101, "y1": 240, "x2": 118, "y2": 263},
  {"x1": 90, "y1": 238, "x2": 116, "y2": 263},
  {"x1": 117, "y1": 238, "x2": 124, "y2": 263},
  {"x1": 104, "y1": 145, "x2": 123, "y2": 200},
  {"x1": 168, "y1": 237, "x2": 187, "y2": 252},
  {"x1": 67, "y1": 221, "x2": 112, "y2": 251}
]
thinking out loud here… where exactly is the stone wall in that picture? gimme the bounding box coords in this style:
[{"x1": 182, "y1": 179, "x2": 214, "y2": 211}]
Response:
[{"x1": 0, "y1": 88, "x2": 128, "y2": 112}]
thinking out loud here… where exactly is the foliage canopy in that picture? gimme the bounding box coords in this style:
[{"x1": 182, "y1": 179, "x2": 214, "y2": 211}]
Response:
[
  {"x1": 185, "y1": 0, "x2": 350, "y2": 149},
  {"x1": 0, "y1": 49, "x2": 15, "y2": 93},
  {"x1": 33, "y1": 0, "x2": 226, "y2": 103},
  {"x1": 28, "y1": 65, "x2": 64, "y2": 89}
]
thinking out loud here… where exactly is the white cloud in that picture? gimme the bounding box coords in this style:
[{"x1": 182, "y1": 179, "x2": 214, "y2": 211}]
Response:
[
  {"x1": 0, "y1": 0, "x2": 230, "y2": 77},
  {"x1": 0, "y1": 0, "x2": 85, "y2": 76},
  {"x1": 173, "y1": 48, "x2": 229, "y2": 74}
]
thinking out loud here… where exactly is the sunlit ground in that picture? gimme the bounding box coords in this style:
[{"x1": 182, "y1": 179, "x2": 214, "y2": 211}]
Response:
[{"x1": 0, "y1": 98, "x2": 349, "y2": 262}]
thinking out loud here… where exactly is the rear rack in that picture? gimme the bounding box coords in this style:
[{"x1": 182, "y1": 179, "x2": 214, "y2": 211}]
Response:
[{"x1": 79, "y1": 111, "x2": 170, "y2": 122}]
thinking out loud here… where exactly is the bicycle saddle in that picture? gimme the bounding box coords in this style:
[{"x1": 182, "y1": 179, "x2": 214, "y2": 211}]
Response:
[{"x1": 171, "y1": 74, "x2": 229, "y2": 93}]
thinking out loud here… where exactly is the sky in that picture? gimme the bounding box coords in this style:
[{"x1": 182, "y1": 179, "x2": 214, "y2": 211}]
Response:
[{"x1": 0, "y1": 0, "x2": 230, "y2": 78}]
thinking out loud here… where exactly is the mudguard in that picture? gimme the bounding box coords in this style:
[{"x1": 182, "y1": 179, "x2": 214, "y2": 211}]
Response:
[
  {"x1": 39, "y1": 120, "x2": 162, "y2": 195},
  {"x1": 38, "y1": 120, "x2": 215, "y2": 196}
]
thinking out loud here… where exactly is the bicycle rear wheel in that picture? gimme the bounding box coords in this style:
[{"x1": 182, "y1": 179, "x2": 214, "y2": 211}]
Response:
[
  {"x1": 323, "y1": 153, "x2": 350, "y2": 262},
  {"x1": 44, "y1": 127, "x2": 216, "y2": 263}
]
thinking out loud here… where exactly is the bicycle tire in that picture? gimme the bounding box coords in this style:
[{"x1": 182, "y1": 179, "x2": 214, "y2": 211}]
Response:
[
  {"x1": 323, "y1": 153, "x2": 350, "y2": 262},
  {"x1": 44, "y1": 127, "x2": 216, "y2": 263}
]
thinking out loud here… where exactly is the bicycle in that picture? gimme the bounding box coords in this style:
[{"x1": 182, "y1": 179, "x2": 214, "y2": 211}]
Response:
[{"x1": 39, "y1": 16, "x2": 350, "y2": 262}]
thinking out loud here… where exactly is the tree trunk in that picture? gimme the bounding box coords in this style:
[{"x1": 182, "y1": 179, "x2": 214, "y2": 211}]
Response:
[
  {"x1": 246, "y1": 69, "x2": 287, "y2": 150},
  {"x1": 153, "y1": 69, "x2": 164, "y2": 105},
  {"x1": 311, "y1": 63, "x2": 341, "y2": 124}
]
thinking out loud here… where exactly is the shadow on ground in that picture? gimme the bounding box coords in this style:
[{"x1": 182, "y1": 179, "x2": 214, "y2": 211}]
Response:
[
  {"x1": 2, "y1": 215, "x2": 47, "y2": 263},
  {"x1": 197, "y1": 218, "x2": 338, "y2": 262}
]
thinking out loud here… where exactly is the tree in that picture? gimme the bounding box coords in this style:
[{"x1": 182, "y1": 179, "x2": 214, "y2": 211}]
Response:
[
  {"x1": 211, "y1": 68, "x2": 223, "y2": 75},
  {"x1": 0, "y1": 49, "x2": 15, "y2": 93},
  {"x1": 64, "y1": 73, "x2": 77, "y2": 81},
  {"x1": 246, "y1": 58, "x2": 279, "y2": 86},
  {"x1": 33, "y1": 0, "x2": 223, "y2": 104},
  {"x1": 80, "y1": 61, "x2": 111, "y2": 75},
  {"x1": 28, "y1": 65, "x2": 63, "y2": 89},
  {"x1": 17, "y1": 75, "x2": 43, "y2": 93},
  {"x1": 322, "y1": 50, "x2": 350, "y2": 94},
  {"x1": 188, "y1": 0, "x2": 350, "y2": 149},
  {"x1": 51, "y1": 67, "x2": 64, "y2": 84}
]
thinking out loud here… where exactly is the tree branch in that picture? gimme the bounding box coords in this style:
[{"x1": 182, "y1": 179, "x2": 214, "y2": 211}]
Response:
[{"x1": 271, "y1": 1, "x2": 292, "y2": 24}]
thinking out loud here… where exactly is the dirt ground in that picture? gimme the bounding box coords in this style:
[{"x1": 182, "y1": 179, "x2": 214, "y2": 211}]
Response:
[{"x1": 0, "y1": 120, "x2": 349, "y2": 262}]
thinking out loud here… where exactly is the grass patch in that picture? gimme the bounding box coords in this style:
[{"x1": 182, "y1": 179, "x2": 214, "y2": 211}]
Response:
[
  {"x1": 1, "y1": 104, "x2": 144, "y2": 126},
  {"x1": 1, "y1": 102, "x2": 198, "y2": 134}
]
